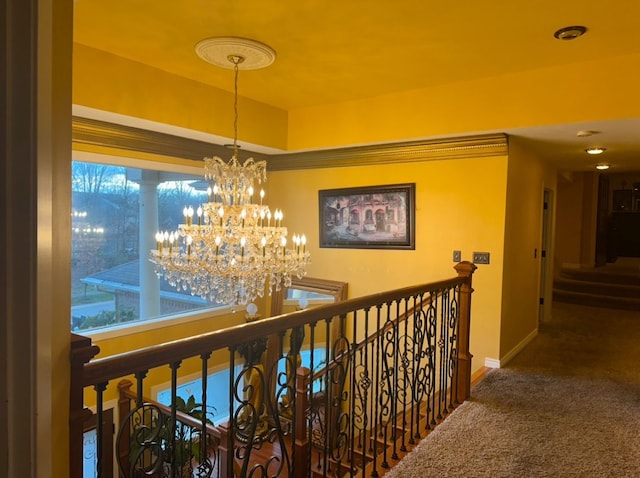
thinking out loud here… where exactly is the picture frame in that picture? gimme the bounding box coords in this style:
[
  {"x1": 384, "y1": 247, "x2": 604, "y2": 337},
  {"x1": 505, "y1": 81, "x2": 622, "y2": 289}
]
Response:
[{"x1": 319, "y1": 183, "x2": 415, "y2": 250}]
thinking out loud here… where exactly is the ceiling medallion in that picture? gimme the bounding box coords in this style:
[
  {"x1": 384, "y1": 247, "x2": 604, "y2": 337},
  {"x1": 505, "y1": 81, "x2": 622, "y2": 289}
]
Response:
[
  {"x1": 554, "y1": 25, "x2": 587, "y2": 40},
  {"x1": 195, "y1": 37, "x2": 276, "y2": 70}
]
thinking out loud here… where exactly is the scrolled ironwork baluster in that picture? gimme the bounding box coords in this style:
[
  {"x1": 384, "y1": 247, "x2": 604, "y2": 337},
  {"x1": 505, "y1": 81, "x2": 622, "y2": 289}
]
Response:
[
  {"x1": 94, "y1": 382, "x2": 107, "y2": 478},
  {"x1": 369, "y1": 303, "x2": 383, "y2": 478},
  {"x1": 167, "y1": 360, "x2": 183, "y2": 477},
  {"x1": 353, "y1": 308, "x2": 372, "y2": 472},
  {"x1": 448, "y1": 284, "x2": 461, "y2": 408},
  {"x1": 399, "y1": 296, "x2": 412, "y2": 453},
  {"x1": 117, "y1": 402, "x2": 165, "y2": 477},
  {"x1": 193, "y1": 352, "x2": 214, "y2": 478},
  {"x1": 426, "y1": 293, "x2": 438, "y2": 430},
  {"x1": 378, "y1": 300, "x2": 395, "y2": 469},
  {"x1": 390, "y1": 299, "x2": 401, "y2": 461},
  {"x1": 349, "y1": 311, "x2": 358, "y2": 476},
  {"x1": 408, "y1": 295, "x2": 420, "y2": 445},
  {"x1": 413, "y1": 294, "x2": 432, "y2": 441},
  {"x1": 328, "y1": 330, "x2": 351, "y2": 468}
]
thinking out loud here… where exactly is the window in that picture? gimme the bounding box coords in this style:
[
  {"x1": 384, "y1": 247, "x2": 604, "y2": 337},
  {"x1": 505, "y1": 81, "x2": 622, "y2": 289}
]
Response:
[{"x1": 71, "y1": 159, "x2": 227, "y2": 333}]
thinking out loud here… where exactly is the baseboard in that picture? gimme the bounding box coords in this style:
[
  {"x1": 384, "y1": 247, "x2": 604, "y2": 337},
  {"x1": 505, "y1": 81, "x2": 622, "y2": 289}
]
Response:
[
  {"x1": 483, "y1": 328, "x2": 538, "y2": 369},
  {"x1": 484, "y1": 358, "x2": 501, "y2": 368}
]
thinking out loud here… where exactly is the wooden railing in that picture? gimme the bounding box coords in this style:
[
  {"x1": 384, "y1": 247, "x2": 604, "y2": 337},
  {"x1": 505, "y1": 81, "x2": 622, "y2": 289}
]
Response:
[{"x1": 70, "y1": 262, "x2": 476, "y2": 477}]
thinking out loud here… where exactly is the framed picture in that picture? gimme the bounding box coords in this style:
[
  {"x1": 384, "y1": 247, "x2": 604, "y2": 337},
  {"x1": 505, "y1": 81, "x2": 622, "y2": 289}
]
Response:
[{"x1": 319, "y1": 183, "x2": 415, "y2": 250}]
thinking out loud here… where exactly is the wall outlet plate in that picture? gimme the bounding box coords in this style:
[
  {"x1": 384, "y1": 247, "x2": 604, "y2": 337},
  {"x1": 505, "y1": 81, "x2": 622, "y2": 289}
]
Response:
[
  {"x1": 453, "y1": 250, "x2": 461, "y2": 262},
  {"x1": 473, "y1": 252, "x2": 490, "y2": 264}
]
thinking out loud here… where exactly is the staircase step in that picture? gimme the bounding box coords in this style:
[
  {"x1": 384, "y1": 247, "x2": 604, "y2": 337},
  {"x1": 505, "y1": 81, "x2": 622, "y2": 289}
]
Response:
[
  {"x1": 553, "y1": 289, "x2": 640, "y2": 310},
  {"x1": 553, "y1": 278, "x2": 640, "y2": 298},
  {"x1": 559, "y1": 268, "x2": 640, "y2": 286}
]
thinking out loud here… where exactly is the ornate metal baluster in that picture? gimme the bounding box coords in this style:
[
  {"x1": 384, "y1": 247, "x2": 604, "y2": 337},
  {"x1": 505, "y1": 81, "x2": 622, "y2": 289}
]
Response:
[
  {"x1": 94, "y1": 382, "x2": 107, "y2": 478},
  {"x1": 328, "y1": 319, "x2": 350, "y2": 476},
  {"x1": 192, "y1": 352, "x2": 214, "y2": 478},
  {"x1": 226, "y1": 347, "x2": 236, "y2": 477},
  {"x1": 168, "y1": 360, "x2": 182, "y2": 477},
  {"x1": 235, "y1": 336, "x2": 287, "y2": 477},
  {"x1": 306, "y1": 321, "x2": 317, "y2": 475},
  {"x1": 349, "y1": 311, "x2": 358, "y2": 477},
  {"x1": 426, "y1": 293, "x2": 437, "y2": 430},
  {"x1": 399, "y1": 296, "x2": 411, "y2": 453},
  {"x1": 448, "y1": 285, "x2": 461, "y2": 409},
  {"x1": 408, "y1": 295, "x2": 419, "y2": 445},
  {"x1": 412, "y1": 294, "x2": 430, "y2": 441},
  {"x1": 369, "y1": 303, "x2": 382, "y2": 477},
  {"x1": 440, "y1": 289, "x2": 451, "y2": 416},
  {"x1": 389, "y1": 300, "x2": 401, "y2": 461}
]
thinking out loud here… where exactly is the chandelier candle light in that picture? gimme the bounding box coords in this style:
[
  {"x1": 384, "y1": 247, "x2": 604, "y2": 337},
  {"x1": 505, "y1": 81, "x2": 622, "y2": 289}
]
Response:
[{"x1": 149, "y1": 38, "x2": 310, "y2": 306}]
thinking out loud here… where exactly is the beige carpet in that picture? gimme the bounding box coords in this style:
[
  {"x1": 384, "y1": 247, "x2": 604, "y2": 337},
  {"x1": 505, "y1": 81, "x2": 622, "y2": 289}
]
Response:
[{"x1": 384, "y1": 302, "x2": 640, "y2": 477}]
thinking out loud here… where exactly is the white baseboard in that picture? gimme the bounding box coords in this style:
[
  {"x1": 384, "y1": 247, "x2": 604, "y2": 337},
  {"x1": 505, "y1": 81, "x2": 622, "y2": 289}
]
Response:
[
  {"x1": 484, "y1": 357, "x2": 501, "y2": 368},
  {"x1": 483, "y1": 328, "x2": 538, "y2": 369}
]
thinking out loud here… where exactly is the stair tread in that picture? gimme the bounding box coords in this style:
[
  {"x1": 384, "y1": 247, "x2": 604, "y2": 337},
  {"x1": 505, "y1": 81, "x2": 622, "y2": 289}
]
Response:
[
  {"x1": 558, "y1": 269, "x2": 640, "y2": 286},
  {"x1": 553, "y1": 290, "x2": 640, "y2": 310},
  {"x1": 554, "y1": 289, "x2": 640, "y2": 300},
  {"x1": 553, "y1": 277, "x2": 640, "y2": 301},
  {"x1": 554, "y1": 277, "x2": 640, "y2": 289}
]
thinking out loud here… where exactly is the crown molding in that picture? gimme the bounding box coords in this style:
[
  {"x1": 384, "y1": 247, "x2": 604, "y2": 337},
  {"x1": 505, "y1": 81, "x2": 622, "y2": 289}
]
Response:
[
  {"x1": 267, "y1": 134, "x2": 508, "y2": 171},
  {"x1": 72, "y1": 116, "x2": 267, "y2": 163},
  {"x1": 72, "y1": 116, "x2": 508, "y2": 169}
]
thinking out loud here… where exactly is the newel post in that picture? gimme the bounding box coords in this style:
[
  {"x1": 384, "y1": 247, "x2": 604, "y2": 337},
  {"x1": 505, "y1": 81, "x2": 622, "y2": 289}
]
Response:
[
  {"x1": 293, "y1": 366, "x2": 311, "y2": 478},
  {"x1": 69, "y1": 333, "x2": 100, "y2": 478},
  {"x1": 453, "y1": 261, "x2": 477, "y2": 404}
]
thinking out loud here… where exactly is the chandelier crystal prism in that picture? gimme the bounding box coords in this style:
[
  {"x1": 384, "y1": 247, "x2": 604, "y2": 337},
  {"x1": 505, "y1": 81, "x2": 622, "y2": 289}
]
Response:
[{"x1": 149, "y1": 40, "x2": 310, "y2": 306}]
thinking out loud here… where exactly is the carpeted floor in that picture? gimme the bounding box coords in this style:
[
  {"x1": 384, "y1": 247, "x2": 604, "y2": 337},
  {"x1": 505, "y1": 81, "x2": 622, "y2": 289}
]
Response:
[{"x1": 384, "y1": 302, "x2": 640, "y2": 477}]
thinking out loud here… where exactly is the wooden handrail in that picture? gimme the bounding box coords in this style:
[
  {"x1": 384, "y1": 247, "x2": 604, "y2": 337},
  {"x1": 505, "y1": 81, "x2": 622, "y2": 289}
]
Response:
[{"x1": 80, "y1": 276, "x2": 465, "y2": 387}]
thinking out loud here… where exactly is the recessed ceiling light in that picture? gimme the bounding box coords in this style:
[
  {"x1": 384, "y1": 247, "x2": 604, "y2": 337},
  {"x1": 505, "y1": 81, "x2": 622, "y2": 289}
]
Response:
[
  {"x1": 585, "y1": 147, "x2": 606, "y2": 155},
  {"x1": 554, "y1": 25, "x2": 587, "y2": 40},
  {"x1": 576, "y1": 130, "x2": 599, "y2": 137},
  {"x1": 595, "y1": 163, "x2": 610, "y2": 170}
]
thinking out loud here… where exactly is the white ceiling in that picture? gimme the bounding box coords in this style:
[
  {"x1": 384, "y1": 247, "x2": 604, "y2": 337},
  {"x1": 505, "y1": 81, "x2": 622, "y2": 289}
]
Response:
[{"x1": 73, "y1": 0, "x2": 640, "y2": 172}]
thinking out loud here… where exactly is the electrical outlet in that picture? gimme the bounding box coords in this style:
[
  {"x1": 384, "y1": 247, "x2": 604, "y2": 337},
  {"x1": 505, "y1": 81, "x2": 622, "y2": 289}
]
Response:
[
  {"x1": 453, "y1": 250, "x2": 461, "y2": 262},
  {"x1": 473, "y1": 252, "x2": 490, "y2": 264}
]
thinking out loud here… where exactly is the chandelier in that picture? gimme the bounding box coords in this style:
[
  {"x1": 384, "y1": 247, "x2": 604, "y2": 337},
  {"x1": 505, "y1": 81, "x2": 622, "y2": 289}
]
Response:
[{"x1": 149, "y1": 38, "x2": 310, "y2": 306}]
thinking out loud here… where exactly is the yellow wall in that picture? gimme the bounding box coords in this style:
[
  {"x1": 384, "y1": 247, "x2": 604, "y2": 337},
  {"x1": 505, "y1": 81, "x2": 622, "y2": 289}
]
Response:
[
  {"x1": 266, "y1": 155, "x2": 508, "y2": 372},
  {"x1": 73, "y1": 43, "x2": 289, "y2": 150},
  {"x1": 287, "y1": 53, "x2": 640, "y2": 150},
  {"x1": 500, "y1": 137, "x2": 557, "y2": 359}
]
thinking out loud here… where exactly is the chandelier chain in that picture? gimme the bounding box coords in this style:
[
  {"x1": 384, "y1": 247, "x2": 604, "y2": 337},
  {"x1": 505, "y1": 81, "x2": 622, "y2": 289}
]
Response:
[{"x1": 232, "y1": 55, "x2": 241, "y2": 158}]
